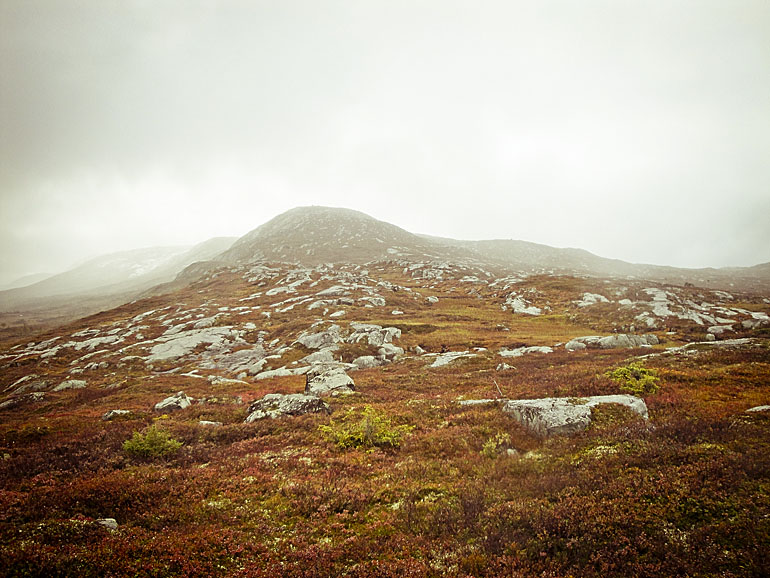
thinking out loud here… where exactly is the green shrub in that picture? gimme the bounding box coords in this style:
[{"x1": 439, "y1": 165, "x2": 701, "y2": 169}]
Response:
[
  {"x1": 319, "y1": 405, "x2": 414, "y2": 450},
  {"x1": 481, "y1": 432, "x2": 511, "y2": 458},
  {"x1": 123, "y1": 425, "x2": 182, "y2": 458},
  {"x1": 606, "y1": 362, "x2": 660, "y2": 396}
]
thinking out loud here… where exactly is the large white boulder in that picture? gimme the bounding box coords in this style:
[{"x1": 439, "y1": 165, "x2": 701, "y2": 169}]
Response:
[
  {"x1": 305, "y1": 366, "x2": 355, "y2": 396},
  {"x1": 503, "y1": 394, "x2": 648, "y2": 438},
  {"x1": 154, "y1": 391, "x2": 192, "y2": 412},
  {"x1": 245, "y1": 393, "x2": 330, "y2": 422}
]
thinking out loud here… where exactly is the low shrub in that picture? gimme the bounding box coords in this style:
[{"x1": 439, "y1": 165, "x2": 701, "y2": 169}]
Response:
[
  {"x1": 606, "y1": 362, "x2": 660, "y2": 396},
  {"x1": 481, "y1": 432, "x2": 511, "y2": 458},
  {"x1": 123, "y1": 425, "x2": 182, "y2": 459},
  {"x1": 319, "y1": 405, "x2": 414, "y2": 450}
]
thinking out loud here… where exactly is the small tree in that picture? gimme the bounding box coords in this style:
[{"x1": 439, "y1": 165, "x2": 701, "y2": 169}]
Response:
[{"x1": 123, "y1": 425, "x2": 182, "y2": 459}]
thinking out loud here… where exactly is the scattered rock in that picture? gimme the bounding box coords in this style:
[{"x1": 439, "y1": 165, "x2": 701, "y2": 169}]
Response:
[
  {"x1": 302, "y1": 349, "x2": 338, "y2": 365},
  {"x1": 296, "y1": 325, "x2": 342, "y2": 350},
  {"x1": 154, "y1": 391, "x2": 192, "y2": 412},
  {"x1": 146, "y1": 326, "x2": 239, "y2": 363},
  {"x1": 52, "y1": 379, "x2": 87, "y2": 392},
  {"x1": 352, "y1": 355, "x2": 382, "y2": 369},
  {"x1": 458, "y1": 399, "x2": 504, "y2": 407},
  {"x1": 245, "y1": 393, "x2": 331, "y2": 422},
  {"x1": 391, "y1": 310, "x2": 404, "y2": 315},
  {"x1": 305, "y1": 366, "x2": 355, "y2": 396},
  {"x1": 346, "y1": 323, "x2": 401, "y2": 347},
  {"x1": 97, "y1": 518, "x2": 118, "y2": 530},
  {"x1": 377, "y1": 343, "x2": 404, "y2": 361},
  {"x1": 428, "y1": 351, "x2": 476, "y2": 368},
  {"x1": 496, "y1": 363, "x2": 513, "y2": 371},
  {"x1": 102, "y1": 409, "x2": 131, "y2": 421},
  {"x1": 705, "y1": 333, "x2": 716, "y2": 342},
  {"x1": 199, "y1": 420, "x2": 223, "y2": 427},
  {"x1": 746, "y1": 405, "x2": 770, "y2": 413},
  {"x1": 254, "y1": 367, "x2": 311, "y2": 380},
  {"x1": 565, "y1": 334, "x2": 658, "y2": 351},
  {"x1": 575, "y1": 293, "x2": 610, "y2": 307},
  {"x1": 426, "y1": 296, "x2": 439, "y2": 304},
  {"x1": 503, "y1": 394, "x2": 648, "y2": 438},
  {"x1": 499, "y1": 346, "x2": 553, "y2": 358},
  {"x1": 0, "y1": 392, "x2": 45, "y2": 411}
]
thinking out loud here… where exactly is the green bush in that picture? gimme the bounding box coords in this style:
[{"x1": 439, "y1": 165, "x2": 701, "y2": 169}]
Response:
[
  {"x1": 319, "y1": 405, "x2": 414, "y2": 450},
  {"x1": 605, "y1": 362, "x2": 660, "y2": 396},
  {"x1": 123, "y1": 425, "x2": 182, "y2": 458},
  {"x1": 481, "y1": 432, "x2": 511, "y2": 458}
]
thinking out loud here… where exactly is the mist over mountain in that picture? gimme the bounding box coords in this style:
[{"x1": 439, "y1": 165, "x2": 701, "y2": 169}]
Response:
[{"x1": 2, "y1": 206, "x2": 769, "y2": 342}]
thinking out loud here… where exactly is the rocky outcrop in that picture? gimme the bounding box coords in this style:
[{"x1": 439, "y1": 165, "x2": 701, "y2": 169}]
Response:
[
  {"x1": 154, "y1": 391, "x2": 192, "y2": 412},
  {"x1": 746, "y1": 405, "x2": 770, "y2": 413},
  {"x1": 146, "y1": 326, "x2": 239, "y2": 363},
  {"x1": 499, "y1": 346, "x2": 553, "y2": 357},
  {"x1": 102, "y1": 409, "x2": 131, "y2": 421},
  {"x1": 503, "y1": 394, "x2": 648, "y2": 437},
  {"x1": 565, "y1": 334, "x2": 659, "y2": 351},
  {"x1": 305, "y1": 365, "x2": 355, "y2": 396},
  {"x1": 295, "y1": 325, "x2": 342, "y2": 350},
  {"x1": 0, "y1": 392, "x2": 45, "y2": 410},
  {"x1": 52, "y1": 379, "x2": 87, "y2": 392},
  {"x1": 245, "y1": 393, "x2": 331, "y2": 422},
  {"x1": 346, "y1": 323, "x2": 401, "y2": 347},
  {"x1": 428, "y1": 351, "x2": 476, "y2": 368}
]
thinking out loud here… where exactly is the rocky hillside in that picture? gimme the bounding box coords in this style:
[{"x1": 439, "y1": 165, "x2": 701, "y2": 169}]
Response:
[
  {"x1": 218, "y1": 206, "x2": 464, "y2": 266},
  {"x1": 1, "y1": 208, "x2": 769, "y2": 576}
]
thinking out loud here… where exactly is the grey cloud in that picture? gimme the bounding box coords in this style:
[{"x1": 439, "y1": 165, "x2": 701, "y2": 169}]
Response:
[{"x1": 1, "y1": 0, "x2": 769, "y2": 283}]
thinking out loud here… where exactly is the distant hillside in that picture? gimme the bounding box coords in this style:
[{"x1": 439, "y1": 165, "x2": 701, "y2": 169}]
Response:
[{"x1": 218, "y1": 206, "x2": 452, "y2": 265}]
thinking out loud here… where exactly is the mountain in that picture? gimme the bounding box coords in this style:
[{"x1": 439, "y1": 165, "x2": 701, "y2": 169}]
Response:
[
  {"x1": 0, "y1": 272, "x2": 52, "y2": 291},
  {"x1": 218, "y1": 206, "x2": 453, "y2": 265},
  {"x1": 0, "y1": 237, "x2": 237, "y2": 337}
]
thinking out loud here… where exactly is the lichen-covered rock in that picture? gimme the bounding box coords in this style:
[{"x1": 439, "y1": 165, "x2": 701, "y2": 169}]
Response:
[
  {"x1": 154, "y1": 391, "x2": 192, "y2": 412},
  {"x1": 295, "y1": 325, "x2": 342, "y2": 350},
  {"x1": 53, "y1": 379, "x2": 87, "y2": 392},
  {"x1": 565, "y1": 334, "x2": 658, "y2": 351},
  {"x1": 746, "y1": 405, "x2": 770, "y2": 413},
  {"x1": 499, "y1": 346, "x2": 553, "y2": 357},
  {"x1": 503, "y1": 394, "x2": 648, "y2": 438},
  {"x1": 305, "y1": 366, "x2": 355, "y2": 396},
  {"x1": 346, "y1": 323, "x2": 401, "y2": 347},
  {"x1": 245, "y1": 393, "x2": 331, "y2": 422},
  {"x1": 352, "y1": 355, "x2": 381, "y2": 369},
  {"x1": 0, "y1": 392, "x2": 45, "y2": 411},
  {"x1": 97, "y1": 518, "x2": 118, "y2": 530},
  {"x1": 102, "y1": 409, "x2": 131, "y2": 421}
]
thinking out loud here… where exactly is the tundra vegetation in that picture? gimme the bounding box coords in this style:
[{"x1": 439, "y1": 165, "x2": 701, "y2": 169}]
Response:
[{"x1": 0, "y1": 259, "x2": 768, "y2": 577}]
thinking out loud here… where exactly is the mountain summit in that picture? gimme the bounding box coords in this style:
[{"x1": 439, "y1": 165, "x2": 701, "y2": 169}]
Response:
[{"x1": 218, "y1": 206, "x2": 439, "y2": 265}]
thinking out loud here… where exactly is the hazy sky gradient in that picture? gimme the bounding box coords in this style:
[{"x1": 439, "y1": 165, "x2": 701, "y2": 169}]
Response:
[{"x1": 2, "y1": 0, "x2": 769, "y2": 284}]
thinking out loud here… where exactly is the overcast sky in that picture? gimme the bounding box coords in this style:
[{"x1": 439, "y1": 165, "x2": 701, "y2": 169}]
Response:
[{"x1": 1, "y1": 0, "x2": 769, "y2": 284}]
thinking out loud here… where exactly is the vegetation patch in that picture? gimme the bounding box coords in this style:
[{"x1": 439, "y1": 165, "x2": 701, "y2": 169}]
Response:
[
  {"x1": 606, "y1": 362, "x2": 661, "y2": 396},
  {"x1": 123, "y1": 425, "x2": 182, "y2": 459},
  {"x1": 319, "y1": 405, "x2": 414, "y2": 450}
]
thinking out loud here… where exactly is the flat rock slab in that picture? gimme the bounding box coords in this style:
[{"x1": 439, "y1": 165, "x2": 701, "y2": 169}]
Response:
[
  {"x1": 503, "y1": 394, "x2": 648, "y2": 438},
  {"x1": 427, "y1": 351, "x2": 477, "y2": 368},
  {"x1": 245, "y1": 393, "x2": 331, "y2": 422},
  {"x1": 499, "y1": 346, "x2": 553, "y2": 358},
  {"x1": 305, "y1": 366, "x2": 355, "y2": 396},
  {"x1": 154, "y1": 391, "x2": 192, "y2": 412},
  {"x1": 565, "y1": 334, "x2": 659, "y2": 351},
  {"x1": 746, "y1": 405, "x2": 770, "y2": 413}
]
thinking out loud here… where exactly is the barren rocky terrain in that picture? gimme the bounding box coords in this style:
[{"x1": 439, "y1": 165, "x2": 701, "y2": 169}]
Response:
[{"x1": 1, "y1": 207, "x2": 769, "y2": 577}]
